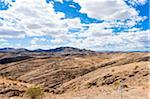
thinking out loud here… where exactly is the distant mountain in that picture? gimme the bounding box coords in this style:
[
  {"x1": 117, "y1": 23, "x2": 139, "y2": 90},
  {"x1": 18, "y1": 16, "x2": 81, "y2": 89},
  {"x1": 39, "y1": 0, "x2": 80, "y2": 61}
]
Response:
[
  {"x1": 33, "y1": 47, "x2": 94, "y2": 52},
  {"x1": 0, "y1": 48, "x2": 15, "y2": 52},
  {"x1": 0, "y1": 47, "x2": 95, "y2": 55},
  {"x1": 49, "y1": 47, "x2": 95, "y2": 55},
  {"x1": 0, "y1": 48, "x2": 30, "y2": 53}
]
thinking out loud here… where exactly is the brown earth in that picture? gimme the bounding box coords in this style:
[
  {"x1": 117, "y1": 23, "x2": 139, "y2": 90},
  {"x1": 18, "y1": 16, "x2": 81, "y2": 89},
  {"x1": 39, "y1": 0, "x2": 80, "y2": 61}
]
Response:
[{"x1": 0, "y1": 52, "x2": 149, "y2": 99}]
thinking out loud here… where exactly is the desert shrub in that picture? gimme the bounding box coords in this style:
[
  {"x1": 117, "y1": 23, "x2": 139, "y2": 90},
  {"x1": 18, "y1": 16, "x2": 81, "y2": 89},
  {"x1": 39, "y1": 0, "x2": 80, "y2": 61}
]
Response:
[
  {"x1": 86, "y1": 81, "x2": 97, "y2": 88},
  {"x1": 121, "y1": 84, "x2": 128, "y2": 88},
  {"x1": 134, "y1": 65, "x2": 138, "y2": 69},
  {"x1": 114, "y1": 80, "x2": 120, "y2": 88},
  {"x1": 112, "y1": 69, "x2": 115, "y2": 72},
  {"x1": 26, "y1": 86, "x2": 43, "y2": 99}
]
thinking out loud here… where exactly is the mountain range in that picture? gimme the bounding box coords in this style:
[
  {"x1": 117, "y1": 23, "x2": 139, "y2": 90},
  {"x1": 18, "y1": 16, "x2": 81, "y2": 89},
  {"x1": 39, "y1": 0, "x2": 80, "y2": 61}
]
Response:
[
  {"x1": 0, "y1": 47, "x2": 149, "y2": 99},
  {"x1": 0, "y1": 47, "x2": 94, "y2": 53}
]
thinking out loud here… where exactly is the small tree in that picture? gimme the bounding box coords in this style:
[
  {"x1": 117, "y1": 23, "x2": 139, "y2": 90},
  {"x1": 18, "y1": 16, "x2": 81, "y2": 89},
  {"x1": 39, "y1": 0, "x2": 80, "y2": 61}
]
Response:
[{"x1": 26, "y1": 86, "x2": 43, "y2": 99}]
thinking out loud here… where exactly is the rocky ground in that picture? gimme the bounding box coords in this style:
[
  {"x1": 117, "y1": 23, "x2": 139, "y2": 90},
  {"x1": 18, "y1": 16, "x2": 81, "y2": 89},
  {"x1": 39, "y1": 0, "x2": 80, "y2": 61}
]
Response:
[{"x1": 0, "y1": 50, "x2": 149, "y2": 99}]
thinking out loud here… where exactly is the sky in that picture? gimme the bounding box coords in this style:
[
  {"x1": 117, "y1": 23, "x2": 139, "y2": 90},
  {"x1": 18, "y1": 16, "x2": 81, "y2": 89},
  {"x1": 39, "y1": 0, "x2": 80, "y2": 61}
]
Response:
[{"x1": 0, "y1": 0, "x2": 149, "y2": 51}]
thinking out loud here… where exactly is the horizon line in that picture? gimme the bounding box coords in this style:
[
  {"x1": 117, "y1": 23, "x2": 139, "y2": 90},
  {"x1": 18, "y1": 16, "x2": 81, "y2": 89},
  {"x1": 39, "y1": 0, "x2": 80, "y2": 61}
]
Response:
[{"x1": 0, "y1": 47, "x2": 149, "y2": 52}]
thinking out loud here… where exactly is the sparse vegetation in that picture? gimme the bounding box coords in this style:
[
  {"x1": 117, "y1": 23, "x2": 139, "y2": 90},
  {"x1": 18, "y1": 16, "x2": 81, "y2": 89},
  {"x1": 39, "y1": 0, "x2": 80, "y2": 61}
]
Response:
[
  {"x1": 114, "y1": 80, "x2": 120, "y2": 88},
  {"x1": 86, "y1": 81, "x2": 97, "y2": 88},
  {"x1": 112, "y1": 69, "x2": 115, "y2": 72},
  {"x1": 26, "y1": 86, "x2": 43, "y2": 99},
  {"x1": 121, "y1": 84, "x2": 128, "y2": 88},
  {"x1": 0, "y1": 52, "x2": 149, "y2": 98},
  {"x1": 134, "y1": 66, "x2": 139, "y2": 70}
]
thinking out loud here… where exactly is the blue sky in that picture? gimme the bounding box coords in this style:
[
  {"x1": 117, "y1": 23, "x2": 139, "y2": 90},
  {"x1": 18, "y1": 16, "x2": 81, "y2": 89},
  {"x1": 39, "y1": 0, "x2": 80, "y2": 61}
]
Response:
[{"x1": 0, "y1": 0, "x2": 149, "y2": 51}]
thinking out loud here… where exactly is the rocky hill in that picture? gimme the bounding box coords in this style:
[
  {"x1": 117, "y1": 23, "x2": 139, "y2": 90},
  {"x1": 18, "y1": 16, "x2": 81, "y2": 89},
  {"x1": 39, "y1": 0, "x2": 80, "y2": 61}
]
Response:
[{"x1": 0, "y1": 48, "x2": 149, "y2": 99}]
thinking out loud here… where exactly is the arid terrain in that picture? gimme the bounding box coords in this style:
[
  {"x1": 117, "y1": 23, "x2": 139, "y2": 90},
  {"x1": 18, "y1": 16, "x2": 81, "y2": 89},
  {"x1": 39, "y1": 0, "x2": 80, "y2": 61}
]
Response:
[{"x1": 0, "y1": 47, "x2": 149, "y2": 99}]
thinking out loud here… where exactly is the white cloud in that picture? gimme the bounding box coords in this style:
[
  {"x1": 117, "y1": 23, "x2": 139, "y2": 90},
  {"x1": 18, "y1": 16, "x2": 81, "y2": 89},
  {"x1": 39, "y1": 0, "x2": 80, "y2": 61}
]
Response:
[
  {"x1": 51, "y1": 39, "x2": 65, "y2": 45},
  {"x1": 0, "y1": 0, "x2": 67, "y2": 37},
  {"x1": 68, "y1": 29, "x2": 150, "y2": 51},
  {"x1": 73, "y1": 0, "x2": 146, "y2": 27},
  {"x1": 0, "y1": 0, "x2": 85, "y2": 49},
  {"x1": 0, "y1": 0, "x2": 149, "y2": 51},
  {"x1": 0, "y1": 28, "x2": 25, "y2": 38},
  {"x1": 29, "y1": 37, "x2": 51, "y2": 49},
  {"x1": 30, "y1": 37, "x2": 48, "y2": 45},
  {"x1": 0, "y1": 0, "x2": 85, "y2": 38}
]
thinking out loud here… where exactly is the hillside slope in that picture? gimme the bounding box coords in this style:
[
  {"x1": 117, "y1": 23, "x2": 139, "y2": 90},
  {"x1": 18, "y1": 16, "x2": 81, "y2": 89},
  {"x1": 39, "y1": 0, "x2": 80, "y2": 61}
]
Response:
[{"x1": 0, "y1": 51, "x2": 149, "y2": 99}]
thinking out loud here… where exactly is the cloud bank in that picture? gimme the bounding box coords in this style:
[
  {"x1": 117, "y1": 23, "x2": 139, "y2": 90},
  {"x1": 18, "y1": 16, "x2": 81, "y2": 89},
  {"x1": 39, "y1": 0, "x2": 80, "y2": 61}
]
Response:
[{"x1": 0, "y1": 0, "x2": 149, "y2": 51}]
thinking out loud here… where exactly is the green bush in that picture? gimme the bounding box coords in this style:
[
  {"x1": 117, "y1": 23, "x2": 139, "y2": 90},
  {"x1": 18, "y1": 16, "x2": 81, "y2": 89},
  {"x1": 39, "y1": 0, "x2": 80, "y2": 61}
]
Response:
[{"x1": 26, "y1": 86, "x2": 43, "y2": 99}]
